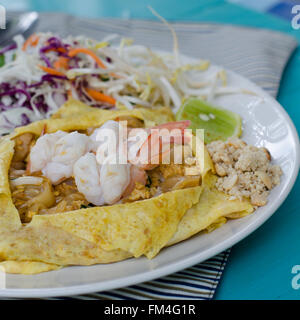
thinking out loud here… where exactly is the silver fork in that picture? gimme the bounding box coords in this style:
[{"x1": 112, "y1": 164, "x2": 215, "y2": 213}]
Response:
[{"x1": 0, "y1": 11, "x2": 39, "y2": 46}]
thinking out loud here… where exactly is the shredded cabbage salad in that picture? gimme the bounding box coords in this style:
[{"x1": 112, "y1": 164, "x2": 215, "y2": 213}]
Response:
[{"x1": 0, "y1": 30, "x2": 245, "y2": 135}]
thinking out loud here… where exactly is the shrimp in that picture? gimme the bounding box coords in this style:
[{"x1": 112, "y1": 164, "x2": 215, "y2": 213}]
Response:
[
  {"x1": 42, "y1": 162, "x2": 73, "y2": 185},
  {"x1": 100, "y1": 154, "x2": 131, "y2": 204},
  {"x1": 90, "y1": 120, "x2": 128, "y2": 164},
  {"x1": 29, "y1": 130, "x2": 67, "y2": 172},
  {"x1": 69, "y1": 120, "x2": 190, "y2": 205},
  {"x1": 73, "y1": 153, "x2": 105, "y2": 206},
  {"x1": 52, "y1": 132, "x2": 92, "y2": 165},
  {"x1": 122, "y1": 165, "x2": 147, "y2": 198},
  {"x1": 90, "y1": 120, "x2": 120, "y2": 152},
  {"x1": 128, "y1": 120, "x2": 191, "y2": 170},
  {"x1": 74, "y1": 152, "x2": 132, "y2": 205},
  {"x1": 29, "y1": 131, "x2": 91, "y2": 184}
]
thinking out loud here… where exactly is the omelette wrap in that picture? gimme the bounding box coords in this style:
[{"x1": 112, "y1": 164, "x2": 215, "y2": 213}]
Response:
[{"x1": 0, "y1": 99, "x2": 253, "y2": 274}]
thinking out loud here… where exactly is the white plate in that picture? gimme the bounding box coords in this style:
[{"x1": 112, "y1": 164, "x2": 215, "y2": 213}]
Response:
[{"x1": 0, "y1": 55, "x2": 299, "y2": 298}]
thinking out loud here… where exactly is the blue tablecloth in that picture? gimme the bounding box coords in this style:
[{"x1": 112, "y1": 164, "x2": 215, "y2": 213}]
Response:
[{"x1": 3, "y1": 0, "x2": 300, "y2": 299}]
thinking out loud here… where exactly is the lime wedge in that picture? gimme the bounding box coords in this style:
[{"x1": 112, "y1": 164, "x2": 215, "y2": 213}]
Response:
[{"x1": 176, "y1": 98, "x2": 242, "y2": 143}]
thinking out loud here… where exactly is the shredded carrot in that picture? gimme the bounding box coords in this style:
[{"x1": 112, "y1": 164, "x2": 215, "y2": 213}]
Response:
[
  {"x1": 110, "y1": 71, "x2": 123, "y2": 79},
  {"x1": 68, "y1": 47, "x2": 122, "y2": 78},
  {"x1": 31, "y1": 36, "x2": 40, "y2": 47},
  {"x1": 23, "y1": 34, "x2": 40, "y2": 51},
  {"x1": 38, "y1": 65, "x2": 65, "y2": 77},
  {"x1": 45, "y1": 47, "x2": 67, "y2": 54},
  {"x1": 86, "y1": 88, "x2": 116, "y2": 105},
  {"x1": 53, "y1": 57, "x2": 69, "y2": 70},
  {"x1": 68, "y1": 48, "x2": 106, "y2": 69}
]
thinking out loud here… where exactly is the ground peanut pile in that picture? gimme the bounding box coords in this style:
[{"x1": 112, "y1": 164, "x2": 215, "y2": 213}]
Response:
[{"x1": 207, "y1": 138, "x2": 282, "y2": 207}]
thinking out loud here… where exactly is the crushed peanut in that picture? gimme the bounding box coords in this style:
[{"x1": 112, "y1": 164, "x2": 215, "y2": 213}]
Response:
[{"x1": 207, "y1": 137, "x2": 282, "y2": 207}]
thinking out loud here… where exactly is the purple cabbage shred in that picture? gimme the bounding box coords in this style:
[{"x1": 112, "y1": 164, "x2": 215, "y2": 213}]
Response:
[{"x1": 0, "y1": 43, "x2": 17, "y2": 55}]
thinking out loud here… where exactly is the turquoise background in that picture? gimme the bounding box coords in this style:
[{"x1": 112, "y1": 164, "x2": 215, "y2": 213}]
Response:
[{"x1": 2, "y1": 0, "x2": 300, "y2": 300}]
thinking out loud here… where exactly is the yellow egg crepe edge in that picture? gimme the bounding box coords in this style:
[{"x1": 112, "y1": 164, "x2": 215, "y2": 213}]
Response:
[{"x1": 0, "y1": 99, "x2": 253, "y2": 274}]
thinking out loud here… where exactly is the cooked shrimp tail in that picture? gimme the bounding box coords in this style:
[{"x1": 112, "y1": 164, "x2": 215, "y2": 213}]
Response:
[{"x1": 129, "y1": 120, "x2": 191, "y2": 170}]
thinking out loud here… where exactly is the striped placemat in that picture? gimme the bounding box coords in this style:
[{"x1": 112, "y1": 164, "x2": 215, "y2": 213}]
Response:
[
  {"x1": 46, "y1": 251, "x2": 230, "y2": 300},
  {"x1": 6, "y1": 12, "x2": 297, "y2": 300}
]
